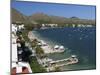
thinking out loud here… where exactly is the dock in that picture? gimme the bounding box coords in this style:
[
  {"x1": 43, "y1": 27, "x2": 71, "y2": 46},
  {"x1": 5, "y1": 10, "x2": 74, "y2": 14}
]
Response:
[{"x1": 49, "y1": 55, "x2": 78, "y2": 67}]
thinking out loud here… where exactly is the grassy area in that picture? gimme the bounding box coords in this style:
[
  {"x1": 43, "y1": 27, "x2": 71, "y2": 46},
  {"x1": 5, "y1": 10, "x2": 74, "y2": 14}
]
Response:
[{"x1": 29, "y1": 57, "x2": 46, "y2": 73}]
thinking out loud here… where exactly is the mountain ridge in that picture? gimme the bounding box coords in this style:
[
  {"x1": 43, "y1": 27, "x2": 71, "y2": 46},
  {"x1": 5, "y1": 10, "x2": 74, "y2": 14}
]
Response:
[{"x1": 11, "y1": 8, "x2": 96, "y2": 25}]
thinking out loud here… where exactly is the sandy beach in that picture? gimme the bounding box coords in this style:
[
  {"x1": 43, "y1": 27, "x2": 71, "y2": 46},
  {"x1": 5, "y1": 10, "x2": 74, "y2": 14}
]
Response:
[
  {"x1": 28, "y1": 31, "x2": 38, "y2": 41},
  {"x1": 28, "y1": 31, "x2": 65, "y2": 54}
]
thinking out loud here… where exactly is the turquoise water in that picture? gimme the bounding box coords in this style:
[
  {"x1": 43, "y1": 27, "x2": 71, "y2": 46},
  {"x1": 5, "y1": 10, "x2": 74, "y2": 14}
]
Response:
[{"x1": 32, "y1": 27, "x2": 96, "y2": 71}]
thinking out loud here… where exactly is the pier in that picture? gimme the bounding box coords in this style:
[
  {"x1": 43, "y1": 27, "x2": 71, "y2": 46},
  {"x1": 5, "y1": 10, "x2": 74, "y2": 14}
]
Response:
[{"x1": 49, "y1": 55, "x2": 78, "y2": 67}]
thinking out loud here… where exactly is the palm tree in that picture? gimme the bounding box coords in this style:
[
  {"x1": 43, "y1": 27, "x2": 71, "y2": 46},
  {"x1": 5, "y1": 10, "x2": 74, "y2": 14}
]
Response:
[
  {"x1": 35, "y1": 46, "x2": 44, "y2": 58},
  {"x1": 31, "y1": 39, "x2": 38, "y2": 48}
]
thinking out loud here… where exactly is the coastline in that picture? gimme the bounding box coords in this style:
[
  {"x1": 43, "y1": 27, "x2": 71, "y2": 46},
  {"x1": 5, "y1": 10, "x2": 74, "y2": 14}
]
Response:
[
  {"x1": 27, "y1": 28, "x2": 96, "y2": 71},
  {"x1": 28, "y1": 31, "x2": 65, "y2": 54},
  {"x1": 28, "y1": 31, "x2": 38, "y2": 42}
]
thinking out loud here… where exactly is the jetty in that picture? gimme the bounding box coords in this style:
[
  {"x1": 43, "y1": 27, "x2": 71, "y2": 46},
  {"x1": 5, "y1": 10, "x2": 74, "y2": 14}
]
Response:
[{"x1": 49, "y1": 55, "x2": 78, "y2": 67}]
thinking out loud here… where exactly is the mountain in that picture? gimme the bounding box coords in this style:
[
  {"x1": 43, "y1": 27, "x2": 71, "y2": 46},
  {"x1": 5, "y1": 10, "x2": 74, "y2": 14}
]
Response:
[
  {"x1": 29, "y1": 13, "x2": 95, "y2": 25},
  {"x1": 11, "y1": 8, "x2": 96, "y2": 25},
  {"x1": 11, "y1": 8, "x2": 37, "y2": 25},
  {"x1": 11, "y1": 8, "x2": 26, "y2": 23}
]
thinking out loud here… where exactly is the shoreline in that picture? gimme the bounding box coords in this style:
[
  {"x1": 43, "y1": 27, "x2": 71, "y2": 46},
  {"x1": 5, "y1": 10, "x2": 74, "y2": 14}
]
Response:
[
  {"x1": 28, "y1": 31, "x2": 65, "y2": 54},
  {"x1": 27, "y1": 30, "x2": 79, "y2": 71}
]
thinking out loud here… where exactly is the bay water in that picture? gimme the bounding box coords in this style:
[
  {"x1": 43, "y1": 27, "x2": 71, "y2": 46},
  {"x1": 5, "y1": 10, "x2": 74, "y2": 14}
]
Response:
[{"x1": 32, "y1": 27, "x2": 96, "y2": 71}]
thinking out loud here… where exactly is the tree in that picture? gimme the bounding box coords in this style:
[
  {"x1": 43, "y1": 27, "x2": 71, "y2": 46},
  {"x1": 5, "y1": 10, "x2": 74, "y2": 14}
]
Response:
[
  {"x1": 54, "y1": 66, "x2": 61, "y2": 72},
  {"x1": 35, "y1": 46, "x2": 44, "y2": 58},
  {"x1": 29, "y1": 57, "x2": 46, "y2": 73},
  {"x1": 24, "y1": 24, "x2": 34, "y2": 30},
  {"x1": 22, "y1": 47, "x2": 32, "y2": 62},
  {"x1": 31, "y1": 39, "x2": 38, "y2": 48}
]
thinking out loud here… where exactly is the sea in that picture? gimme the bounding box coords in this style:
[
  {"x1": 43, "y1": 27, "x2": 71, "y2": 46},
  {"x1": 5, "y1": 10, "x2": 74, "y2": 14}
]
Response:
[{"x1": 32, "y1": 27, "x2": 96, "y2": 71}]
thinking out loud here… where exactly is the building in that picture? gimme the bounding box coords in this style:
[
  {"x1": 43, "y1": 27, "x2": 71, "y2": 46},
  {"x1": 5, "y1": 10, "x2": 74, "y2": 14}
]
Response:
[
  {"x1": 59, "y1": 46, "x2": 65, "y2": 50},
  {"x1": 54, "y1": 45, "x2": 59, "y2": 50},
  {"x1": 11, "y1": 24, "x2": 32, "y2": 74}
]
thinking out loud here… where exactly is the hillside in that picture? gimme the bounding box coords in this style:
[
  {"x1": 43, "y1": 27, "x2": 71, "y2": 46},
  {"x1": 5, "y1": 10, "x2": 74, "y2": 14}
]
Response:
[
  {"x1": 11, "y1": 8, "x2": 27, "y2": 23},
  {"x1": 30, "y1": 13, "x2": 95, "y2": 25},
  {"x1": 11, "y1": 8, "x2": 96, "y2": 25}
]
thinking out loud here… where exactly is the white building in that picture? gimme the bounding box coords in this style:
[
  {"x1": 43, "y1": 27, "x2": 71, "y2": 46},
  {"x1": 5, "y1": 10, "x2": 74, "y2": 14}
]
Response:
[
  {"x1": 12, "y1": 62, "x2": 32, "y2": 73},
  {"x1": 12, "y1": 23, "x2": 25, "y2": 32},
  {"x1": 12, "y1": 23, "x2": 32, "y2": 74},
  {"x1": 77, "y1": 24, "x2": 93, "y2": 27},
  {"x1": 72, "y1": 24, "x2": 76, "y2": 27},
  {"x1": 18, "y1": 24, "x2": 25, "y2": 30},
  {"x1": 42, "y1": 24, "x2": 58, "y2": 27},
  {"x1": 86, "y1": 25, "x2": 93, "y2": 27},
  {"x1": 59, "y1": 46, "x2": 65, "y2": 50},
  {"x1": 54, "y1": 45, "x2": 59, "y2": 49},
  {"x1": 12, "y1": 24, "x2": 17, "y2": 34}
]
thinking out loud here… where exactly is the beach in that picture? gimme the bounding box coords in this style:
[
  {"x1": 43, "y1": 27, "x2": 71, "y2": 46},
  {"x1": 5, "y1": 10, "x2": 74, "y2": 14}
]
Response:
[
  {"x1": 28, "y1": 31, "x2": 65, "y2": 54},
  {"x1": 28, "y1": 31, "x2": 38, "y2": 41}
]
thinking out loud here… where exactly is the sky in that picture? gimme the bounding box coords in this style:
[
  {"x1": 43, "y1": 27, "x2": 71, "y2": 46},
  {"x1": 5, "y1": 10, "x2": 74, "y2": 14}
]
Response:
[{"x1": 11, "y1": 1, "x2": 96, "y2": 20}]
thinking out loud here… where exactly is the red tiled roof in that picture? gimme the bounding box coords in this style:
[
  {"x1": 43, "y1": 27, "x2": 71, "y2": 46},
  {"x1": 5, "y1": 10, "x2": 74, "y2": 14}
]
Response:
[
  {"x1": 11, "y1": 67, "x2": 29, "y2": 75},
  {"x1": 22, "y1": 67, "x2": 29, "y2": 74},
  {"x1": 11, "y1": 67, "x2": 16, "y2": 75}
]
